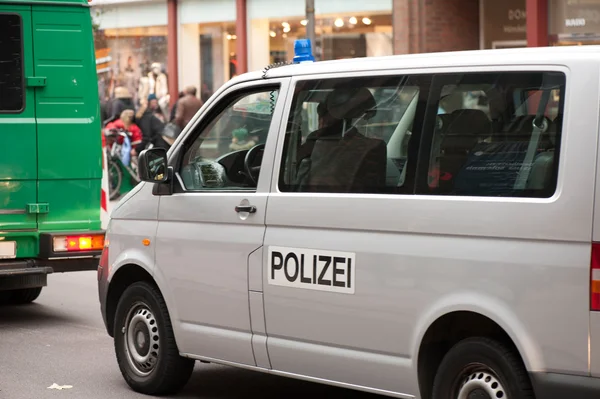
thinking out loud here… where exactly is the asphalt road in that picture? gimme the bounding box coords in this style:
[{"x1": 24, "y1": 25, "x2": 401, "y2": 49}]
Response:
[{"x1": 0, "y1": 271, "x2": 381, "y2": 399}]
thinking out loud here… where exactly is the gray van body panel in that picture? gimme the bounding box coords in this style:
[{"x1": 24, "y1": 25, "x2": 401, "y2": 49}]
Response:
[{"x1": 105, "y1": 46, "x2": 600, "y2": 398}]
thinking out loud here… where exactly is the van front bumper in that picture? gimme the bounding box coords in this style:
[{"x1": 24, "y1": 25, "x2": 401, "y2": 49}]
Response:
[{"x1": 531, "y1": 372, "x2": 600, "y2": 398}]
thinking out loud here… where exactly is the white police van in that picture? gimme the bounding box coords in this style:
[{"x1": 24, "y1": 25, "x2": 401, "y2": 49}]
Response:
[{"x1": 98, "y1": 40, "x2": 600, "y2": 399}]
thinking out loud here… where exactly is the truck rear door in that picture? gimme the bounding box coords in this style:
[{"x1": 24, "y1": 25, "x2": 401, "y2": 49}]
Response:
[
  {"x1": 32, "y1": 4, "x2": 102, "y2": 232},
  {"x1": 0, "y1": 6, "x2": 38, "y2": 243}
]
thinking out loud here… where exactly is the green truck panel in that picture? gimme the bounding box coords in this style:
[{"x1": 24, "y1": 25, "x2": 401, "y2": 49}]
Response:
[
  {"x1": 0, "y1": 0, "x2": 102, "y2": 276},
  {"x1": 38, "y1": 179, "x2": 101, "y2": 231},
  {"x1": 33, "y1": 6, "x2": 102, "y2": 182},
  {"x1": 0, "y1": 119, "x2": 38, "y2": 181},
  {"x1": 5, "y1": 232, "x2": 38, "y2": 258},
  {"x1": 0, "y1": 181, "x2": 37, "y2": 230},
  {"x1": 1, "y1": 0, "x2": 88, "y2": 5}
]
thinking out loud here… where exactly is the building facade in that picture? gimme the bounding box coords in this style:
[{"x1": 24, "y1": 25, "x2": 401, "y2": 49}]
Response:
[
  {"x1": 91, "y1": 0, "x2": 394, "y2": 105},
  {"x1": 91, "y1": 0, "x2": 600, "y2": 105}
]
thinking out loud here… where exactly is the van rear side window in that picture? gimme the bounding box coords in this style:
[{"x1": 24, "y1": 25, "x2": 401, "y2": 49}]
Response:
[
  {"x1": 278, "y1": 75, "x2": 428, "y2": 194},
  {"x1": 0, "y1": 13, "x2": 24, "y2": 113},
  {"x1": 422, "y1": 71, "x2": 565, "y2": 198}
]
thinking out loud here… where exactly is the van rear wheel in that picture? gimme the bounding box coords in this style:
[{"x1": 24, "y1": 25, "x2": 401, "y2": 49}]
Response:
[
  {"x1": 432, "y1": 337, "x2": 534, "y2": 399},
  {"x1": 114, "y1": 282, "x2": 194, "y2": 395}
]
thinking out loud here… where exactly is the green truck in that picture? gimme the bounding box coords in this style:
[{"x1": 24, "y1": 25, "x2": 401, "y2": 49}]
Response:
[{"x1": 0, "y1": 0, "x2": 105, "y2": 304}]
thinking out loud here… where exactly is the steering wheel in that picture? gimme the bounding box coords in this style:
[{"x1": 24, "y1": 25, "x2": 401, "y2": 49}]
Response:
[{"x1": 244, "y1": 143, "x2": 265, "y2": 185}]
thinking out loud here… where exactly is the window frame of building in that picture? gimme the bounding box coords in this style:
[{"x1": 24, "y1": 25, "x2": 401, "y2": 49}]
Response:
[{"x1": 0, "y1": 13, "x2": 25, "y2": 114}]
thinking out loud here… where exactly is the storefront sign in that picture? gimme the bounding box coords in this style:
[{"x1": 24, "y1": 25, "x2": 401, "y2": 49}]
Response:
[
  {"x1": 482, "y1": 0, "x2": 527, "y2": 49},
  {"x1": 550, "y1": 0, "x2": 600, "y2": 35}
]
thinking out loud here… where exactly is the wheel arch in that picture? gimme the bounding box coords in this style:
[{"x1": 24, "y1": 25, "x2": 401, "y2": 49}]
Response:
[
  {"x1": 106, "y1": 263, "x2": 157, "y2": 337},
  {"x1": 412, "y1": 295, "x2": 543, "y2": 399}
]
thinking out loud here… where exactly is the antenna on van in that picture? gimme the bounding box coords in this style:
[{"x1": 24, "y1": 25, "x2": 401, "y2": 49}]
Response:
[{"x1": 261, "y1": 61, "x2": 292, "y2": 79}]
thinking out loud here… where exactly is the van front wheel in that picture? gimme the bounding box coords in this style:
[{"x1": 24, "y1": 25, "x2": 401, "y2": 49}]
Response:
[
  {"x1": 432, "y1": 337, "x2": 534, "y2": 399},
  {"x1": 114, "y1": 282, "x2": 194, "y2": 395}
]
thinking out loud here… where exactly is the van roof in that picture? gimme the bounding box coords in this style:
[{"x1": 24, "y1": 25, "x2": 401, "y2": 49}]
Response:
[
  {"x1": 239, "y1": 45, "x2": 600, "y2": 83},
  {"x1": 0, "y1": 0, "x2": 89, "y2": 5}
]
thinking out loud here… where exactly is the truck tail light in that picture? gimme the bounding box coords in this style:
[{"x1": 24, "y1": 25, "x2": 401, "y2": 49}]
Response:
[
  {"x1": 591, "y1": 243, "x2": 600, "y2": 311},
  {"x1": 53, "y1": 234, "x2": 105, "y2": 253}
]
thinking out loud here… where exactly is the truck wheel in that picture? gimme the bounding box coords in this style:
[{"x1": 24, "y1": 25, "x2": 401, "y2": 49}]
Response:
[
  {"x1": 432, "y1": 337, "x2": 534, "y2": 399},
  {"x1": 9, "y1": 287, "x2": 43, "y2": 305},
  {"x1": 114, "y1": 281, "x2": 194, "y2": 395},
  {"x1": 0, "y1": 291, "x2": 12, "y2": 306}
]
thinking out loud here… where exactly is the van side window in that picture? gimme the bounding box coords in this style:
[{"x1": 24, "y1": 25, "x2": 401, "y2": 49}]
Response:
[
  {"x1": 0, "y1": 14, "x2": 24, "y2": 113},
  {"x1": 420, "y1": 71, "x2": 565, "y2": 198},
  {"x1": 179, "y1": 87, "x2": 279, "y2": 191},
  {"x1": 278, "y1": 75, "x2": 428, "y2": 194}
]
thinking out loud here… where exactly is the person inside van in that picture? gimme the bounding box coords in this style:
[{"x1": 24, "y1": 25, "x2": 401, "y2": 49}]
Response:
[
  {"x1": 229, "y1": 128, "x2": 256, "y2": 151},
  {"x1": 296, "y1": 87, "x2": 387, "y2": 193},
  {"x1": 297, "y1": 98, "x2": 343, "y2": 164}
]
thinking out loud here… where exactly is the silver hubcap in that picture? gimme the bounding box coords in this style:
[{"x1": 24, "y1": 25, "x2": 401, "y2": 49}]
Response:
[
  {"x1": 457, "y1": 370, "x2": 506, "y2": 399},
  {"x1": 123, "y1": 303, "x2": 160, "y2": 376}
]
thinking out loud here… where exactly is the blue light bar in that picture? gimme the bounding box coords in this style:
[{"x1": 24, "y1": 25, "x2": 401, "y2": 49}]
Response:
[{"x1": 293, "y1": 39, "x2": 315, "y2": 64}]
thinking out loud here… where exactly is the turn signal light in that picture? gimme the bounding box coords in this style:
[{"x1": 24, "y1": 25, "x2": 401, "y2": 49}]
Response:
[{"x1": 53, "y1": 234, "x2": 105, "y2": 252}]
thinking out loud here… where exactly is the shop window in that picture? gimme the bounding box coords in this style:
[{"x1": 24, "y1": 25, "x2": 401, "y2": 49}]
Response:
[
  {"x1": 0, "y1": 14, "x2": 24, "y2": 113},
  {"x1": 198, "y1": 24, "x2": 237, "y2": 92},
  {"x1": 278, "y1": 75, "x2": 426, "y2": 194},
  {"x1": 95, "y1": 27, "x2": 169, "y2": 114},
  {"x1": 267, "y1": 14, "x2": 392, "y2": 63},
  {"x1": 422, "y1": 71, "x2": 565, "y2": 198}
]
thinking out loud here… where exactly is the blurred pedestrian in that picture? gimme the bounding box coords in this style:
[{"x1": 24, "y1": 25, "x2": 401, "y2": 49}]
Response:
[
  {"x1": 169, "y1": 91, "x2": 185, "y2": 123},
  {"x1": 100, "y1": 95, "x2": 111, "y2": 124},
  {"x1": 137, "y1": 66, "x2": 152, "y2": 108},
  {"x1": 174, "y1": 86, "x2": 203, "y2": 131},
  {"x1": 106, "y1": 86, "x2": 135, "y2": 125},
  {"x1": 136, "y1": 94, "x2": 171, "y2": 153},
  {"x1": 105, "y1": 109, "x2": 143, "y2": 167},
  {"x1": 201, "y1": 83, "x2": 212, "y2": 103}
]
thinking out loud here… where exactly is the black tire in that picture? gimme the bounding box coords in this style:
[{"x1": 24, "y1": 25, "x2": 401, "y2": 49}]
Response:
[
  {"x1": 432, "y1": 337, "x2": 534, "y2": 399},
  {"x1": 6, "y1": 287, "x2": 43, "y2": 305},
  {"x1": 108, "y1": 158, "x2": 122, "y2": 201},
  {"x1": 114, "y1": 281, "x2": 194, "y2": 395},
  {"x1": 0, "y1": 291, "x2": 13, "y2": 306}
]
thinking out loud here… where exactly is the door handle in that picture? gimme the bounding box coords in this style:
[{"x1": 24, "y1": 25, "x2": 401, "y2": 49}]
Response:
[
  {"x1": 26, "y1": 77, "x2": 47, "y2": 87},
  {"x1": 235, "y1": 205, "x2": 257, "y2": 214}
]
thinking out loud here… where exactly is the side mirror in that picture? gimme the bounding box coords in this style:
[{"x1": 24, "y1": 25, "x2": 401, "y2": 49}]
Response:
[{"x1": 138, "y1": 148, "x2": 169, "y2": 183}]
